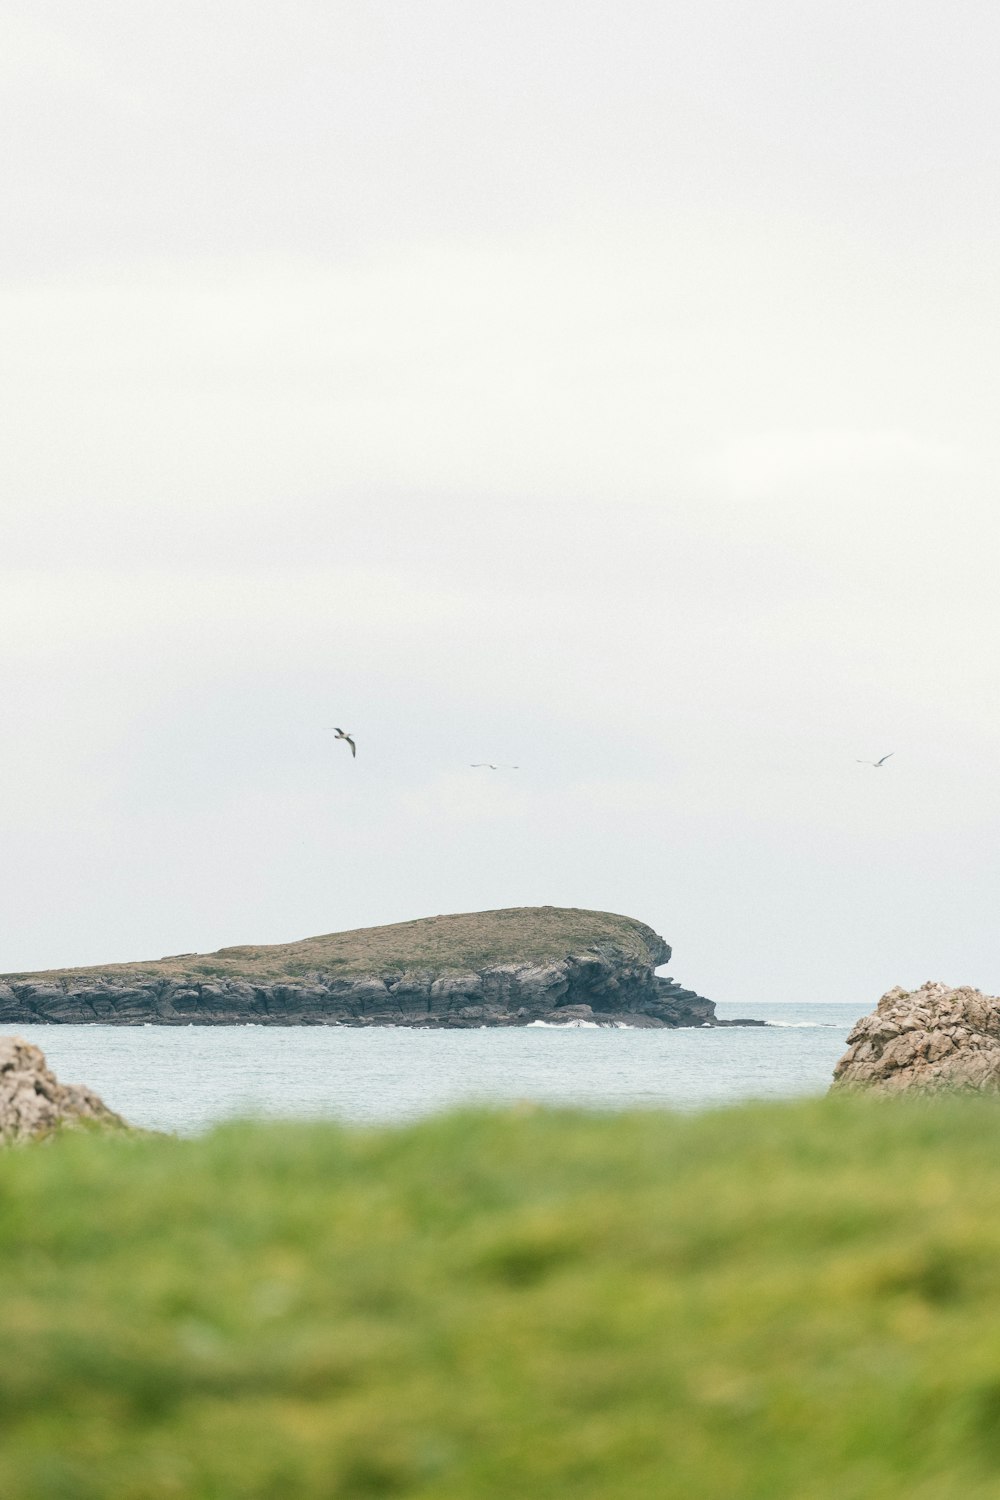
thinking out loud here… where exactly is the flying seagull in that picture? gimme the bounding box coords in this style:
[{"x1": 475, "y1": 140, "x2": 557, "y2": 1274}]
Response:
[
  {"x1": 327, "y1": 727, "x2": 356, "y2": 758},
  {"x1": 471, "y1": 763, "x2": 519, "y2": 770},
  {"x1": 857, "y1": 753, "x2": 894, "y2": 767}
]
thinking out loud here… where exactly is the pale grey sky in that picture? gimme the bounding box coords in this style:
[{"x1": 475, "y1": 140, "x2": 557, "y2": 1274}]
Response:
[{"x1": 2, "y1": 2, "x2": 999, "y2": 1006}]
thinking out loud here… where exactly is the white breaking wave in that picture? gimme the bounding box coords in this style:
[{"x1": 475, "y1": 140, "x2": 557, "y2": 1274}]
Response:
[
  {"x1": 763, "y1": 1021, "x2": 843, "y2": 1030},
  {"x1": 527, "y1": 1019, "x2": 603, "y2": 1029}
]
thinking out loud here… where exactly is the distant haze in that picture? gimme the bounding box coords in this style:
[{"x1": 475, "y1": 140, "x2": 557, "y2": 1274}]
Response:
[{"x1": 2, "y1": 2, "x2": 999, "y2": 1007}]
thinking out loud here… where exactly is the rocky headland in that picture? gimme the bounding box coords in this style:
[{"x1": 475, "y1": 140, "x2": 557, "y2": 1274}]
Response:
[
  {"x1": 0, "y1": 906, "x2": 756, "y2": 1029},
  {"x1": 0, "y1": 1036, "x2": 128, "y2": 1142},
  {"x1": 832, "y1": 980, "x2": 1000, "y2": 1093}
]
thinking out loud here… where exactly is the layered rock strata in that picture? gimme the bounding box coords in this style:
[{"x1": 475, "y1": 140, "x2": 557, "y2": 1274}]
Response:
[
  {"x1": 0, "y1": 961, "x2": 722, "y2": 1028},
  {"x1": 0, "y1": 907, "x2": 749, "y2": 1029},
  {"x1": 0, "y1": 1036, "x2": 127, "y2": 1141},
  {"x1": 832, "y1": 981, "x2": 1000, "y2": 1093}
]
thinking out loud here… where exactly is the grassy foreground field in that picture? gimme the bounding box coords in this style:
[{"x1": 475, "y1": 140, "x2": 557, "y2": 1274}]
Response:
[{"x1": 6, "y1": 1097, "x2": 1000, "y2": 1498}]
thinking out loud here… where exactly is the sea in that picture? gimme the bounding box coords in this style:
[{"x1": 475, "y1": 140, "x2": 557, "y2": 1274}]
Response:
[{"x1": 12, "y1": 1001, "x2": 868, "y2": 1135}]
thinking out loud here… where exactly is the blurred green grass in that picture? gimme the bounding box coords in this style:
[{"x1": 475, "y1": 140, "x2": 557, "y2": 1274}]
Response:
[{"x1": 5, "y1": 1096, "x2": 1000, "y2": 1497}]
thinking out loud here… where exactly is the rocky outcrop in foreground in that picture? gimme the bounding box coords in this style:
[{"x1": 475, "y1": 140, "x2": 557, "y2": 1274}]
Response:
[
  {"x1": 832, "y1": 981, "x2": 1000, "y2": 1093},
  {"x1": 0, "y1": 906, "x2": 757, "y2": 1029},
  {"x1": 0, "y1": 1037, "x2": 127, "y2": 1142}
]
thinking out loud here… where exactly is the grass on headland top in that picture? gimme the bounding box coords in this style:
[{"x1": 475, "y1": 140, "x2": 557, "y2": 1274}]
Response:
[
  {"x1": 2, "y1": 905, "x2": 665, "y2": 985},
  {"x1": 5, "y1": 1094, "x2": 1000, "y2": 1498}
]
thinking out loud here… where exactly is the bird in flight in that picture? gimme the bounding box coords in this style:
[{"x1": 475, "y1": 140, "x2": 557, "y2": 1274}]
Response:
[
  {"x1": 471, "y1": 763, "x2": 519, "y2": 770},
  {"x1": 327, "y1": 727, "x2": 356, "y2": 758},
  {"x1": 857, "y1": 753, "x2": 893, "y2": 767}
]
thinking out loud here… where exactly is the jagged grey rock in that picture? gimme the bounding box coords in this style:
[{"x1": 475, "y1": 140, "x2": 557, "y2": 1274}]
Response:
[
  {"x1": 0, "y1": 958, "x2": 719, "y2": 1028},
  {"x1": 0, "y1": 1036, "x2": 128, "y2": 1142},
  {"x1": 832, "y1": 981, "x2": 1000, "y2": 1093}
]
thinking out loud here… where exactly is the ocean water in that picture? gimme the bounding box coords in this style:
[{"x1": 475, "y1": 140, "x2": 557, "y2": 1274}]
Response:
[{"x1": 10, "y1": 1001, "x2": 868, "y2": 1135}]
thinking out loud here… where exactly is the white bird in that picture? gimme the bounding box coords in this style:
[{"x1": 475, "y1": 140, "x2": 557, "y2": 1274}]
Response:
[
  {"x1": 470, "y1": 763, "x2": 519, "y2": 770},
  {"x1": 857, "y1": 752, "x2": 893, "y2": 767},
  {"x1": 327, "y1": 727, "x2": 356, "y2": 758}
]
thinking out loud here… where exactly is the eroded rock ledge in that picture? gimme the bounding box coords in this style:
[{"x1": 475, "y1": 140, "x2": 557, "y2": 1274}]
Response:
[
  {"x1": 832, "y1": 981, "x2": 1000, "y2": 1093},
  {"x1": 0, "y1": 1036, "x2": 127, "y2": 1141},
  {"x1": 0, "y1": 906, "x2": 749, "y2": 1029}
]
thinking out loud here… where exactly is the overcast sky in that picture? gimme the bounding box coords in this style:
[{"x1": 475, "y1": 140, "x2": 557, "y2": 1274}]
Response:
[{"x1": 2, "y1": 1, "x2": 999, "y2": 1007}]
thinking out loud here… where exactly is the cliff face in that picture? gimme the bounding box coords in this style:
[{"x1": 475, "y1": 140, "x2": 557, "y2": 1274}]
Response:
[{"x1": 0, "y1": 907, "x2": 724, "y2": 1029}]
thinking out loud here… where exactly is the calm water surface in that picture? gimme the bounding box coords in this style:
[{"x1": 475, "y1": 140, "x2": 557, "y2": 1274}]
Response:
[{"x1": 13, "y1": 1002, "x2": 867, "y2": 1134}]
